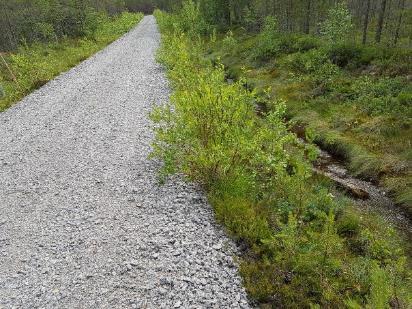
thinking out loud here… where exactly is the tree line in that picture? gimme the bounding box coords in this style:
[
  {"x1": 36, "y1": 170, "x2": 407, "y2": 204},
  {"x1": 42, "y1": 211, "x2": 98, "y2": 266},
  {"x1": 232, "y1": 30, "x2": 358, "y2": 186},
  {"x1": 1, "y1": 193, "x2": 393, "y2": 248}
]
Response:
[
  {"x1": 2, "y1": 0, "x2": 410, "y2": 51},
  {"x1": 0, "y1": 0, "x2": 157, "y2": 52},
  {"x1": 156, "y1": 0, "x2": 412, "y2": 47},
  {"x1": 0, "y1": 0, "x2": 412, "y2": 51}
]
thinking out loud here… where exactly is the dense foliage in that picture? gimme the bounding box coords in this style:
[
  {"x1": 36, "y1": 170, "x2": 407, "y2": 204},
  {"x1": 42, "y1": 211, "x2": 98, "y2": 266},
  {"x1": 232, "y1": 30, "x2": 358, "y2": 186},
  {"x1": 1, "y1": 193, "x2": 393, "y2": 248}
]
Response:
[
  {"x1": 0, "y1": 0, "x2": 156, "y2": 51},
  {"x1": 153, "y1": 6, "x2": 411, "y2": 308},
  {"x1": 156, "y1": 0, "x2": 412, "y2": 47}
]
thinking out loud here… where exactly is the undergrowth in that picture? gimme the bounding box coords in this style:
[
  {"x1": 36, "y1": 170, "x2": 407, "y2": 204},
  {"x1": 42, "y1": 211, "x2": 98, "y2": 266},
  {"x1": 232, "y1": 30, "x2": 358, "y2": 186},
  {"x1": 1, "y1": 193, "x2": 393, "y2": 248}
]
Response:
[
  {"x1": 208, "y1": 16, "x2": 412, "y2": 214},
  {"x1": 153, "y1": 6, "x2": 411, "y2": 308},
  {"x1": 0, "y1": 12, "x2": 143, "y2": 112}
]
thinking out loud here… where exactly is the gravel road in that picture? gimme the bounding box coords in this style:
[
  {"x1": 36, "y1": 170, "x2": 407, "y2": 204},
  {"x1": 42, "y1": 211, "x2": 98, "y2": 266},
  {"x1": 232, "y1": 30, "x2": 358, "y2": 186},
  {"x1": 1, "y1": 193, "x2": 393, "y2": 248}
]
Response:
[{"x1": 0, "y1": 16, "x2": 250, "y2": 308}]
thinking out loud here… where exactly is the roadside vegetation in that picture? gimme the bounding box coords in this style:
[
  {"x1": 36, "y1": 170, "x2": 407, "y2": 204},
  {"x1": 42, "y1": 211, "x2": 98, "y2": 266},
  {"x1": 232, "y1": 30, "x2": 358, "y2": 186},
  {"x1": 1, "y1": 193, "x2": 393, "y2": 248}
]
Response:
[
  {"x1": 153, "y1": 2, "x2": 412, "y2": 308},
  {"x1": 0, "y1": 1, "x2": 144, "y2": 111},
  {"x1": 184, "y1": 0, "x2": 412, "y2": 216}
]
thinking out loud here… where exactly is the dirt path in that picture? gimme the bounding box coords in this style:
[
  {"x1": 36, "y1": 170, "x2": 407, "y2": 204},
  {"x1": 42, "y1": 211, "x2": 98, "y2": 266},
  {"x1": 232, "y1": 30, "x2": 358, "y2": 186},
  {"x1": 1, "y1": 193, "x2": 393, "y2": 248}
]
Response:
[{"x1": 0, "y1": 16, "x2": 250, "y2": 308}]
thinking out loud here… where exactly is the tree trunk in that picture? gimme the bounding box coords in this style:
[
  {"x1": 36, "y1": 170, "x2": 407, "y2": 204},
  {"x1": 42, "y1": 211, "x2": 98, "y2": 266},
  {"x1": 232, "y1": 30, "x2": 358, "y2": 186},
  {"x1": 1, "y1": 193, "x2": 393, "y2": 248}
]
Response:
[
  {"x1": 393, "y1": 0, "x2": 406, "y2": 45},
  {"x1": 362, "y1": 0, "x2": 371, "y2": 44},
  {"x1": 375, "y1": 0, "x2": 387, "y2": 43},
  {"x1": 286, "y1": 0, "x2": 292, "y2": 31},
  {"x1": 303, "y1": 0, "x2": 311, "y2": 34},
  {"x1": 224, "y1": 0, "x2": 231, "y2": 25}
]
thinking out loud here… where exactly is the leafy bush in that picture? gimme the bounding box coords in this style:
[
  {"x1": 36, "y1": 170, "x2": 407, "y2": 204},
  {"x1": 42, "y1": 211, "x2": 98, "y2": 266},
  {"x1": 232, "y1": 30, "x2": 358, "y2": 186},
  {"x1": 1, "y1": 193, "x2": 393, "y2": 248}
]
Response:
[
  {"x1": 282, "y1": 49, "x2": 340, "y2": 87},
  {"x1": 153, "y1": 32, "x2": 304, "y2": 188},
  {"x1": 325, "y1": 43, "x2": 363, "y2": 68},
  {"x1": 336, "y1": 211, "x2": 360, "y2": 237},
  {"x1": 175, "y1": 0, "x2": 210, "y2": 37},
  {"x1": 398, "y1": 90, "x2": 412, "y2": 105},
  {"x1": 253, "y1": 16, "x2": 281, "y2": 60},
  {"x1": 222, "y1": 30, "x2": 237, "y2": 54},
  {"x1": 283, "y1": 49, "x2": 329, "y2": 74},
  {"x1": 33, "y1": 22, "x2": 57, "y2": 42},
  {"x1": 372, "y1": 48, "x2": 412, "y2": 76},
  {"x1": 320, "y1": 3, "x2": 353, "y2": 43},
  {"x1": 293, "y1": 35, "x2": 320, "y2": 52},
  {"x1": 242, "y1": 6, "x2": 260, "y2": 32},
  {"x1": 350, "y1": 76, "x2": 408, "y2": 116},
  {"x1": 323, "y1": 43, "x2": 412, "y2": 71},
  {"x1": 253, "y1": 17, "x2": 320, "y2": 61},
  {"x1": 1, "y1": 1, "x2": 104, "y2": 51}
]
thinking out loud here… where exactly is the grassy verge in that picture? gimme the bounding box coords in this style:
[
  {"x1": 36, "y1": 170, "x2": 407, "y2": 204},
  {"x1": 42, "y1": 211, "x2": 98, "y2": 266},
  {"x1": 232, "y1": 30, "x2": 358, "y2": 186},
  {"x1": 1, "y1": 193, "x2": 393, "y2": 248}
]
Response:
[
  {"x1": 153, "y1": 7, "x2": 411, "y2": 308},
  {"x1": 0, "y1": 12, "x2": 143, "y2": 112},
  {"x1": 205, "y1": 27, "x2": 412, "y2": 216}
]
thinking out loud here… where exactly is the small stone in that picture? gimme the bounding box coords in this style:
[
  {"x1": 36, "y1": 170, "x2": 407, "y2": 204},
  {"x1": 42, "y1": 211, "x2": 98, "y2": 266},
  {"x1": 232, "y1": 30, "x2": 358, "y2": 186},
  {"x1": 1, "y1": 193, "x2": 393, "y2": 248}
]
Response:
[
  {"x1": 158, "y1": 287, "x2": 167, "y2": 295},
  {"x1": 129, "y1": 260, "x2": 139, "y2": 266},
  {"x1": 173, "y1": 301, "x2": 182, "y2": 308},
  {"x1": 212, "y1": 243, "x2": 222, "y2": 250}
]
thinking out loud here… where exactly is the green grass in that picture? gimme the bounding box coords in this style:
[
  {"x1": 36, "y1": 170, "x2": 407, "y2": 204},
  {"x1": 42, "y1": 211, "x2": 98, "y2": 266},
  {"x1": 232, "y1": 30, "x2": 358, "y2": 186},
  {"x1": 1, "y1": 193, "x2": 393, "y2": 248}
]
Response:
[
  {"x1": 206, "y1": 28, "x2": 412, "y2": 216},
  {"x1": 0, "y1": 12, "x2": 143, "y2": 112}
]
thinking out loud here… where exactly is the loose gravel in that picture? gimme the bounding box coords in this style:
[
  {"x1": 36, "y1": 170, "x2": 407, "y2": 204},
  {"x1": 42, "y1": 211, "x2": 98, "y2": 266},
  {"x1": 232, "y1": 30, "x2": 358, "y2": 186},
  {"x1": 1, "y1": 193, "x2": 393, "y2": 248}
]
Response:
[{"x1": 0, "y1": 16, "x2": 250, "y2": 308}]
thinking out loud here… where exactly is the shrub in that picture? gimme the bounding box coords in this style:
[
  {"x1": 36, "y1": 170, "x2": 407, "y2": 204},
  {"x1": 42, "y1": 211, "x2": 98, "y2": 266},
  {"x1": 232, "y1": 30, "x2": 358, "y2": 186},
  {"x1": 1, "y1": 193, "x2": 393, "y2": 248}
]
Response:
[
  {"x1": 282, "y1": 49, "x2": 340, "y2": 87},
  {"x1": 0, "y1": 84, "x2": 4, "y2": 99},
  {"x1": 33, "y1": 22, "x2": 56, "y2": 42},
  {"x1": 373, "y1": 48, "x2": 412, "y2": 76},
  {"x1": 283, "y1": 49, "x2": 329, "y2": 74},
  {"x1": 320, "y1": 3, "x2": 353, "y2": 43},
  {"x1": 176, "y1": 0, "x2": 210, "y2": 37},
  {"x1": 83, "y1": 8, "x2": 104, "y2": 39},
  {"x1": 293, "y1": 35, "x2": 320, "y2": 52},
  {"x1": 350, "y1": 76, "x2": 408, "y2": 116},
  {"x1": 325, "y1": 43, "x2": 362, "y2": 68},
  {"x1": 253, "y1": 16, "x2": 281, "y2": 60},
  {"x1": 336, "y1": 211, "x2": 360, "y2": 237},
  {"x1": 398, "y1": 90, "x2": 412, "y2": 105},
  {"x1": 222, "y1": 30, "x2": 237, "y2": 54},
  {"x1": 253, "y1": 19, "x2": 320, "y2": 61},
  {"x1": 358, "y1": 46, "x2": 381, "y2": 66},
  {"x1": 242, "y1": 6, "x2": 260, "y2": 32}
]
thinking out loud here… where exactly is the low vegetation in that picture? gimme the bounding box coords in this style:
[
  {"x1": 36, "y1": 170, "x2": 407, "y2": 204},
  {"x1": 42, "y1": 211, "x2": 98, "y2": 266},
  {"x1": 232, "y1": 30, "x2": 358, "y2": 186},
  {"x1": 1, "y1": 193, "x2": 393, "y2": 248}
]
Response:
[{"x1": 153, "y1": 4, "x2": 411, "y2": 308}]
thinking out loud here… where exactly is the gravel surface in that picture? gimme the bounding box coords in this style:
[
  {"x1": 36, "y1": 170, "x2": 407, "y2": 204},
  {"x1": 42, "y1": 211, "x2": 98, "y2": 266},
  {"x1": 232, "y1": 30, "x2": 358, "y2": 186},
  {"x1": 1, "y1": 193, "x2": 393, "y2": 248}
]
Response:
[{"x1": 0, "y1": 16, "x2": 250, "y2": 308}]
